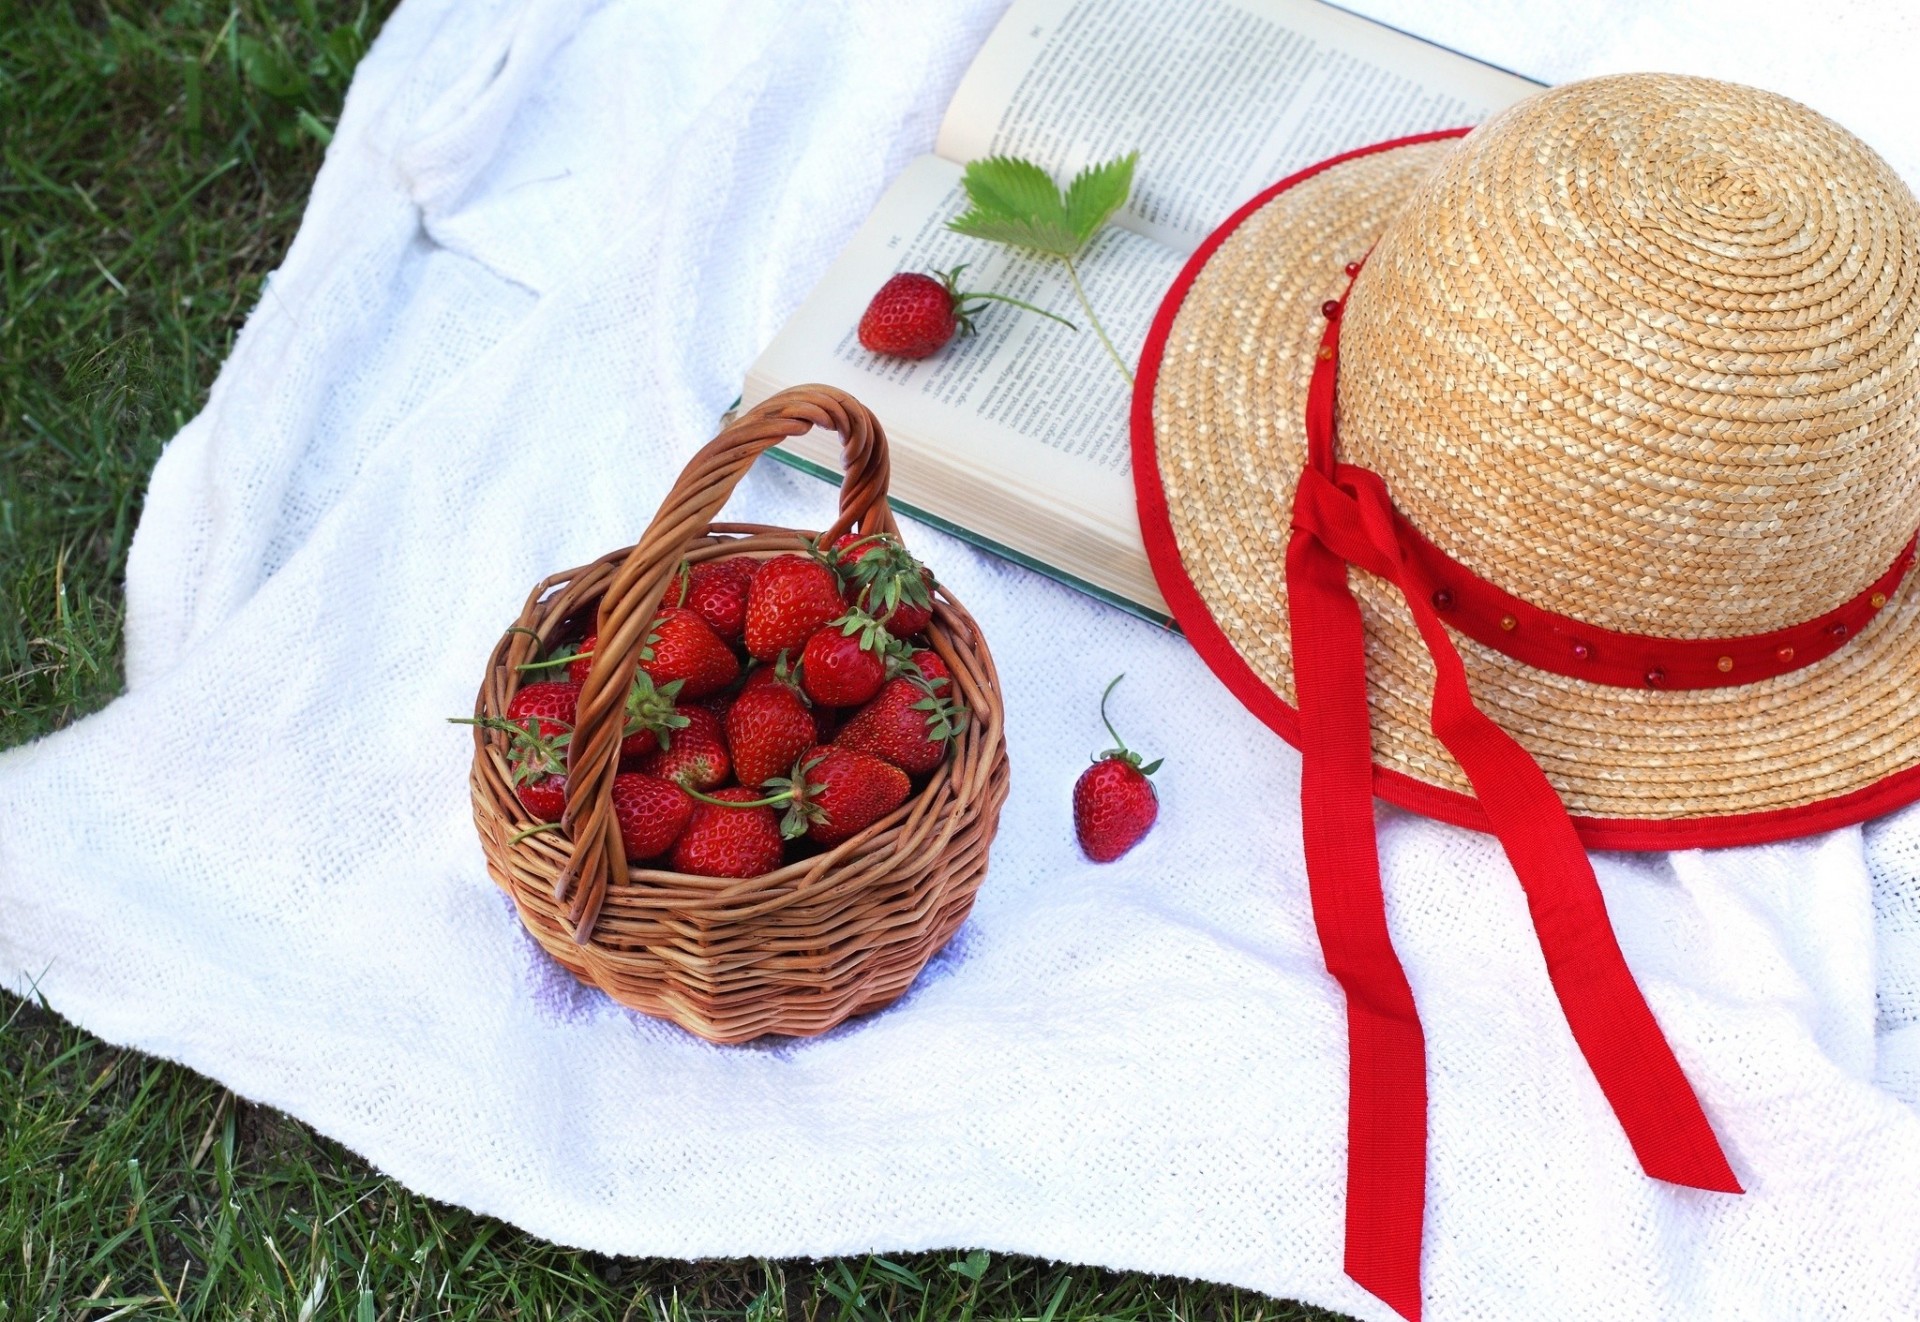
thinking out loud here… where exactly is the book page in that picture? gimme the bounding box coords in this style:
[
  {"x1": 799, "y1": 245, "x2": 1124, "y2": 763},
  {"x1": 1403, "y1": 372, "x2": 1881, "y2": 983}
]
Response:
[
  {"x1": 937, "y1": 0, "x2": 1537, "y2": 251},
  {"x1": 745, "y1": 155, "x2": 1184, "y2": 571}
]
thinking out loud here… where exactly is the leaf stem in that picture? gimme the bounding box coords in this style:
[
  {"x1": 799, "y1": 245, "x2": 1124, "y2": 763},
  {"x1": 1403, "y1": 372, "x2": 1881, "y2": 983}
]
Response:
[{"x1": 1064, "y1": 256, "x2": 1134, "y2": 387}]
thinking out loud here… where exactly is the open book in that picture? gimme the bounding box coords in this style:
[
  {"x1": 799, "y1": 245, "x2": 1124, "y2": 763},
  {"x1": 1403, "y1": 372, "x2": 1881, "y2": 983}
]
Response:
[{"x1": 743, "y1": 0, "x2": 1539, "y2": 624}]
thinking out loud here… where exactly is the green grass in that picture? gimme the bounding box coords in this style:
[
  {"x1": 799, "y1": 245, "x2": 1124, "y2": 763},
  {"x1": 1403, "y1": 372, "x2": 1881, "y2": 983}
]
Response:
[
  {"x1": 0, "y1": 4, "x2": 1346, "y2": 1317},
  {"x1": 1, "y1": 992, "x2": 1336, "y2": 1320},
  {"x1": 2, "y1": 0, "x2": 381, "y2": 744}
]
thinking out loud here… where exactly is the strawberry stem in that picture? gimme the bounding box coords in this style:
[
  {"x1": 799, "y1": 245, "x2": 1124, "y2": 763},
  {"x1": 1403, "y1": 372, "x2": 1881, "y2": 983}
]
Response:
[
  {"x1": 1097, "y1": 674, "x2": 1128, "y2": 753},
  {"x1": 514, "y1": 652, "x2": 578, "y2": 672},
  {"x1": 447, "y1": 715, "x2": 570, "y2": 736},
  {"x1": 684, "y1": 787, "x2": 786, "y2": 810},
  {"x1": 939, "y1": 262, "x2": 1078, "y2": 337},
  {"x1": 1094, "y1": 674, "x2": 1159, "y2": 774},
  {"x1": 956, "y1": 290, "x2": 1077, "y2": 330}
]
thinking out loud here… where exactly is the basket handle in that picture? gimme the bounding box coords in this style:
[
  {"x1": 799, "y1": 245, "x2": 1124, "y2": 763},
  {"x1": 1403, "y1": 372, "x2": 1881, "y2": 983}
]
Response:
[{"x1": 555, "y1": 384, "x2": 901, "y2": 941}]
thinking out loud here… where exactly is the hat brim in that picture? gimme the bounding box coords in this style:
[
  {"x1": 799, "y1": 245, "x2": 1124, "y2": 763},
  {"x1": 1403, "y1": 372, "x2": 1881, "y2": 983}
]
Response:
[{"x1": 1132, "y1": 130, "x2": 1920, "y2": 849}]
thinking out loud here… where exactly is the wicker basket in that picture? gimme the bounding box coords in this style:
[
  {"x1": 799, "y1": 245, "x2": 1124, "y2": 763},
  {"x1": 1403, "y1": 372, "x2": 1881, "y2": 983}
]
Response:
[{"x1": 466, "y1": 385, "x2": 1010, "y2": 1043}]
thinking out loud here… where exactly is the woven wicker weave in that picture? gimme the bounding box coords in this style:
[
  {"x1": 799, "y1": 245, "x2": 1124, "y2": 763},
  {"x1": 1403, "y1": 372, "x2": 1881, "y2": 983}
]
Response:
[{"x1": 466, "y1": 386, "x2": 1009, "y2": 1043}]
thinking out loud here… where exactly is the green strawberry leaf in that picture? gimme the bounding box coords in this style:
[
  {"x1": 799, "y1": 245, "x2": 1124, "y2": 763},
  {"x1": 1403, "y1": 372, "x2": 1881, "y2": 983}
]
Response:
[
  {"x1": 948, "y1": 156, "x2": 1080, "y2": 257},
  {"x1": 945, "y1": 150, "x2": 1142, "y2": 387},
  {"x1": 946, "y1": 211, "x2": 1082, "y2": 257},
  {"x1": 948, "y1": 153, "x2": 1138, "y2": 258},
  {"x1": 1063, "y1": 152, "x2": 1137, "y2": 245},
  {"x1": 452, "y1": 714, "x2": 571, "y2": 782},
  {"x1": 623, "y1": 672, "x2": 690, "y2": 750}
]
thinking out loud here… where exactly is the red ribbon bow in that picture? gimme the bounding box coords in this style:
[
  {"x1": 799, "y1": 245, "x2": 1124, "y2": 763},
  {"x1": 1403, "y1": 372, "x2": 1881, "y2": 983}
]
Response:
[{"x1": 1287, "y1": 279, "x2": 1742, "y2": 1321}]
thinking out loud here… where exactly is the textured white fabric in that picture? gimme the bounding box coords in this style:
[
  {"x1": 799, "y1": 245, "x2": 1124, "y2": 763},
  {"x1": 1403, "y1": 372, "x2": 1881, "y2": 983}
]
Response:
[{"x1": 5, "y1": 2, "x2": 1920, "y2": 1318}]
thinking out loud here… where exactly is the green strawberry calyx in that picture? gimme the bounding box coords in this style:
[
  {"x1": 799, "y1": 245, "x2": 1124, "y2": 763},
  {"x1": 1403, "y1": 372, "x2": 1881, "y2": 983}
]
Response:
[
  {"x1": 686, "y1": 754, "x2": 830, "y2": 840},
  {"x1": 933, "y1": 262, "x2": 1078, "y2": 339},
  {"x1": 826, "y1": 532, "x2": 936, "y2": 629},
  {"x1": 906, "y1": 670, "x2": 969, "y2": 743},
  {"x1": 1092, "y1": 674, "x2": 1161, "y2": 777},
  {"x1": 623, "y1": 670, "x2": 689, "y2": 751},
  {"x1": 829, "y1": 607, "x2": 902, "y2": 657},
  {"x1": 765, "y1": 650, "x2": 811, "y2": 703},
  {"x1": 448, "y1": 713, "x2": 570, "y2": 786}
]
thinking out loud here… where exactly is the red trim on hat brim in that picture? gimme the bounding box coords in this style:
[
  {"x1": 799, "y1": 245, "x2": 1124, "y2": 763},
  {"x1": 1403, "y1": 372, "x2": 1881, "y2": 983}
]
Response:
[{"x1": 1130, "y1": 128, "x2": 1920, "y2": 852}]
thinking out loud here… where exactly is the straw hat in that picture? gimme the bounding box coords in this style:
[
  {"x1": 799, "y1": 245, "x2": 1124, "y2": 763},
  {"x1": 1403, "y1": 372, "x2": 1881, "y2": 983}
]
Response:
[
  {"x1": 1136, "y1": 73, "x2": 1920, "y2": 842},
  {"x1": 1132, "y1": 73, "x2": 1920, "y2": 1322}
]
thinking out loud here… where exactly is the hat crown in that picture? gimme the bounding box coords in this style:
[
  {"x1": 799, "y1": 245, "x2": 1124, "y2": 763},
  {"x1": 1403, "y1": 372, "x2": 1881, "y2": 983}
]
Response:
[{"x1": 1339, "y1": 73, "x2": 1920, "y2": 637}]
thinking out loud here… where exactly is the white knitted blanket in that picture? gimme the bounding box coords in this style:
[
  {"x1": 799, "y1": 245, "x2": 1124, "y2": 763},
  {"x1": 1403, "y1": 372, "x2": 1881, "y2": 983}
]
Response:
[{"x1": 4, "y1": 3, "x2": 1919, "y2": 1318}]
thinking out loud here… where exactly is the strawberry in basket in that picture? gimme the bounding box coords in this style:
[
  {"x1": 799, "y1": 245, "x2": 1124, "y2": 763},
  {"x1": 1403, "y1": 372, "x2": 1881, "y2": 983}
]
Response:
[
  {"x1": 570, "y1": 606, "x2": 738, "y2": 699},
  {"x1": 472, "y1": 550, "x2": 963, "y2": 868},
  {"x1": 796, "y1": 609, "x2": 894, "y2": 709},
  {"x1": 835, "y1": 656, "x2": 967, "y2": 778},
  {"x1": 676, "y1": 557, "x2": 756, "y2": 645},
  {"x1": 831, "y1": 532, "x2": 936, "y2": 639},
  {"x1": 464, "y1": 386, "x2": 1007, "y2": 1044},
  {"x1": 450, "y1": 681, "x2": 579, "y2": 821}
]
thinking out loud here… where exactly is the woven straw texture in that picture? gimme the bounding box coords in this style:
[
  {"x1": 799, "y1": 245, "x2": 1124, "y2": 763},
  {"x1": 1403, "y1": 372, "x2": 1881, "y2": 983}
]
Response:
[
  {"x1": 467, "y1": 386, "x2": 1010, "y2": 1044},
  {"x1": 1150, "y1": 74, "x2": 1920, "y2": 820}
]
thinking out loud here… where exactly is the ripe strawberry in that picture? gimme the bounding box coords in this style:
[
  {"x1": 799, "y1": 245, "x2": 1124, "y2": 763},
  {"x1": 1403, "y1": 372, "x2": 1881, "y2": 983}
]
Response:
[
  {"x1": 618, "y1": 668, "x2": 690, "y2": 762},
  {"x1": 636, "y1": 705, "x2": 730, "y2": 791},
  {"x1": 670, "y1": 786, "x2": 785, "y2": 878},
  {"x1": 745, "y1": 555, "x2": 846, "y2": 661},
  {"x1": 514, "y1": 773, "x2": 569, "y2": 823},
  {"x1": 640, "y1": 606, "x2": 739, "y2": 699},
  {"x1": 834, "y1": 669, "x2": 967, "y2": 776},
  {"x1": 830, "y1": 532, "x2": 935, "y2": 637},
  {"x1": 798, "y1": 610, "x2": 894, "y2": 708},
  {"x1": 907, "y1": 647, "x2": 949, "y2": 684},
  {"x1": 674, "y1": 556, "x2": 756, "y2": 645},
  {"x1": 565, "y1": 636, "x2": 596, "y2": 686},
  {"x1": 858, "y1": 262, "x2": 1074, "y2": 361},
  {"x1": 1073, "y1": 676, "x2": 1162, "y2": 863},
  {"x1": 726, "y1": 661, "x2": 817, "y2": 788},
  {"x1": 449, "y1": 699, "x2": 571, "y2": 823},
  {"x1": 858, "y1": 270, "x2": 968, "y2": 359},
  {"x1": 762, "y1": 746, "x2": 911, "y2": 847},
  {"x1": 568, "y1": 611, "x2": 737, "y2": 701},
  {"x1": 506, "y1": 681, "x2": 578, "y2": 739},
  {"x1": 610, "y1": 773, "x2": 693, "y2": 861}
]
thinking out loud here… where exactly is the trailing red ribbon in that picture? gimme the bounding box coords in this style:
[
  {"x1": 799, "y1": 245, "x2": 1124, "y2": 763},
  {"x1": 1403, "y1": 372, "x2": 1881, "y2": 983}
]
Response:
[{"x1": 1290, "y1": 277, "x2": 1743, "y2": 1322}]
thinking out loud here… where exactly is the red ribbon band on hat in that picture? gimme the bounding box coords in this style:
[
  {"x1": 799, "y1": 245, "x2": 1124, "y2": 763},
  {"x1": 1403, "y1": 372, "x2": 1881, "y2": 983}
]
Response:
[{"x1": 1288, "y1": 262, "x2": 1763, "y2": 1322}]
